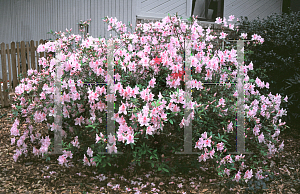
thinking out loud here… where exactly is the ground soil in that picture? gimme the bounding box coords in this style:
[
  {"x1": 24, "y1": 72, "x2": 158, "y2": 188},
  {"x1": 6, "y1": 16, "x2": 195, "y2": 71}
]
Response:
[{"x1": 0, "y1": 106, "x2": 299, "y2": 193}]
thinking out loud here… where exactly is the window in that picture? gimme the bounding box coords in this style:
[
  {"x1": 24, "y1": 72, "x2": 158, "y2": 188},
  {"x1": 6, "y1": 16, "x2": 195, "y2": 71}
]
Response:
[{"x1": 192, "y1": 0, "x2": 224, "y2": 21}]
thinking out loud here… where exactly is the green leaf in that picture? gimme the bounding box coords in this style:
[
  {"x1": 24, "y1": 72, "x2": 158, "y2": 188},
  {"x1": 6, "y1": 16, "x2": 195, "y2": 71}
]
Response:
[
  {"x1": 169, "y1": 119, "x2": 173, "y2": 124},
  {"x1": 162, "y1": 168, "x2": 169, "y2": 172}
]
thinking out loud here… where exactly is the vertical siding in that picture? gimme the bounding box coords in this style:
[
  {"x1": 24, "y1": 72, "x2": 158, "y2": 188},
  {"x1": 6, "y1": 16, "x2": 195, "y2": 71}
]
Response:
[
  {"x1": 0, "y1": 0, "x2": 139, "y2": 44},
  {"x1": 1, "y1": 0, "x2": 191, "y2": 44},
  {"x1": 136, "y1": 0, "x2": 190, "y2": 19},
  {"x1": 0, "y1": 0, "x2": 12, "y2": 42},
  {"x1": 224, "y1": 0, "x2": 282, "y2": 21},
  {"x1": 0, "y1": 0, "x2": 286, "y2": 44}
]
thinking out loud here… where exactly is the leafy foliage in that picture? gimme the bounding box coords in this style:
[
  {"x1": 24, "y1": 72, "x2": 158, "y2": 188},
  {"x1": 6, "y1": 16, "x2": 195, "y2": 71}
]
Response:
[{"x1": 237, "y1": 11, "x2": 300, "y2": 130}]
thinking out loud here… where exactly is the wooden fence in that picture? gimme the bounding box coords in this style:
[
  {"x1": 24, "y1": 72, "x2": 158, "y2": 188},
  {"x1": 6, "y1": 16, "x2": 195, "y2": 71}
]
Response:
[{"x1": 0, "y1": 39, "x2": 51, "y2": 107}]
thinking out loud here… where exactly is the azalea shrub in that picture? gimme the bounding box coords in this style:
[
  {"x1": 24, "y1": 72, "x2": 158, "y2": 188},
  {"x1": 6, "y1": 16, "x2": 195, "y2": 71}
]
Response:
[{"x1": 9, "y1": 14, "x2": 289, "y2": 192}]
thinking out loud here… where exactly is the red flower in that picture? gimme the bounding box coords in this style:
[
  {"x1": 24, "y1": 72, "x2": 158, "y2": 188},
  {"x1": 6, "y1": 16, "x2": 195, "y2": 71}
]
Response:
[
  {"x1": 171, "y1": 70, "x2": 185, "y2": 81},
  {"x1": 153, "y1": 56, "x2": 162, "y2": 65}
]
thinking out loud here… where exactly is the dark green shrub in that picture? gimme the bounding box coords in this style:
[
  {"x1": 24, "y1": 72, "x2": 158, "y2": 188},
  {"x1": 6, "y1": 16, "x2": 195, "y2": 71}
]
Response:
[{"x1": 237, "y1": 11, "x2": 300, "y2": 132}]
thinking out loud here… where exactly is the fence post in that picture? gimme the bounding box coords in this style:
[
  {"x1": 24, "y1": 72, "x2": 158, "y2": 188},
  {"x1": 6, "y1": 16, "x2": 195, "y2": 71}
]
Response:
[
  {"x1": 49, "y1": 41, "x2": 63, "y2": 155},
  {"x1": 228, "y1": 40, "x2": 252, "y2": 155},
  {"x1": 175, "y1": 39, "x2": 198, "y2": 155},
  {"x1": 98, "y1": 38, "x2": 123, "y2": 155}
]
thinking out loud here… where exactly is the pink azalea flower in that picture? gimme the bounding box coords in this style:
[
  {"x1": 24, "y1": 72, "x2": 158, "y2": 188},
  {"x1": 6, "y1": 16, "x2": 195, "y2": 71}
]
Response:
[
  {"x1": 126, "y1": 134, "x2": 135, "y2": 144},
  {"x1": 108, "y1": 133, "x2": 116, "y2": 144},
  {"x1": 95, "y1": 133, "x2": 101, "y2": 143},
  {"x1": 87, "y1": 147, "x2": 93, "y2": 157},
  {"x1": 224, "y1": 168, "x2": 230, "y2": 176},
  {"x1": 138, "y1": 114, "x2": 150, "y2": 126},
  {"x1": 247, "y1": 61, "x2": 253, "y2": 70},
  {"x1": 278, "y1": 140, "x2": 284, "y2": 151},
  {"x1": 218, "y1": 98, "x2": 226, "y2": 106},
  {"x1": 201, "y1": 132, "x2": 208, "y2": 139},
  {"x1": 148, "y1": 77, "x2": 156, "y2": 88},
  {"x1": 232, "y1": 171, "x2": 242, "y2": 182},
  {"x1": 255, "y1": 170, "x2": 264, "y2": 180},
  {"x1": 229, "y1": 23, "x2": 234, "y2": 30},
  {"x1": 90, "y1": 158, "x2": 96, "y2": 166},
  {"x1": 195, "y1": 138, "x2": 204, "y2": 150},
  {"x1": 11, "y1": 137, "x2": 16, "y2": 145},
  {"x1": 62, "y1": 150, "x2": 73, "y2": 159},
  {"x1": 253, "y1": 125, "x2": 260, "y2": 136},
  {"x1": 83, "y1": 154, "x2": 90, "y2": 166},
  {"x1": 203, "y1": 138, "x2": 211, "y2": 147},
  {"x1": 58, "y1": 155, "x2": 68, "y2": 166},
  {"x1": 228, "y1": 15, "x2": 235, "y2": 21},
  {"x1": 227, "y1": 121, "x2": 233, "y2": 133},
  {"x1": 146, "y1": 125, "x2": 155, "y2": 135},
  {"x1": 209, "y1": 148, "x2": 215, "y2": 158},
  {"x1": 106, "y1": 144, "x2": 118, "y2": 154},
  {"x1": 240, "y1": 33, "x2": 247, "y2": 39},
  {"x1": 33, "y1": 146, "x2": 39, "y2": 156},
  {"x1": 71, "y1": 136, "x2": 80, "y2": 148},
  {"x1": 198, "y1": 154, "x2": 207, "y2": 162},
  {"x1": 216, "y1": 142, "x2": 224, "y2": 151},
  {"x1": 244, "y1": 169, "x2": 253, "y2": 183},
  {"x1": 118, "y1": 102, "x2": 127, "y2": 115},
  {"x1": 251, "y1": 34, "x2": 258, "y2": 40},
  {"x1": 258, "y1": 132, "x2": 265, "y2": 143}
]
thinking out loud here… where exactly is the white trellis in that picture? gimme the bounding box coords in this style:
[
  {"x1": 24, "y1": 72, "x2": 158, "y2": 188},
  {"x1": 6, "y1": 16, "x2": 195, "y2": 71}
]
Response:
[
  {"x1": 175, "y1": 39, "x2": 252, "y2": 155},
  {"x1": 51, "y1": 37, "x2": 252, "y2": 156}
]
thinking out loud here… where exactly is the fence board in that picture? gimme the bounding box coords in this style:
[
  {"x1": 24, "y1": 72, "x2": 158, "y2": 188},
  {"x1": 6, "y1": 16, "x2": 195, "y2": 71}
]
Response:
[
  {"x1": 21, "y1": 41, "x2": 27, "y2": 79},
  {"x1": 0, "y1": 39, "x2": 46, "y2": 107},
  {"x1": 6, "y1": 44, "x2": 12, "y2": 92},
  {"x1": 39, "y1": 39, "x2": 44, "y2": 72},
  {"x1": 16, "y1": 42, "x2": 21, "y2": 78},
  {"x1": 11, "y1": 42, "x2": 18, "y2": 90},
  {"x1": 36, "y1": 40, "x2": 38, "y2": 70},
  {"x1": 0, "y1": 82, "x2": 3, "y2": 106},
  {"x1": 31, "y1": 40, "x2": 36, "y2": 70},
  {"x1": 1, "y1": 42, "x2": 9, "y2": 107},
  {"x1": 26, "y1": 41, "x2": 30, "y2": 70}
]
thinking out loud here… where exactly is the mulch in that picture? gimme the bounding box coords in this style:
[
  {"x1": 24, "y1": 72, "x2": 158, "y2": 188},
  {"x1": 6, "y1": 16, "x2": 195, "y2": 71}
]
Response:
[{"x1": 0, "y1": 105, "x2": 300, "y2": 193}]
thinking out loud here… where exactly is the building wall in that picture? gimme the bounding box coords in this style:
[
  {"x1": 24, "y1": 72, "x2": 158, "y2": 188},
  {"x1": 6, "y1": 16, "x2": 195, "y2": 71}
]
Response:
[
  {"x1": 0, "y1": 0, "x2": 139, "y2": 44},
  {"x1": 224, "y1": 0, "x2": 283, "y2": 21},
  {"x1": 0, "y1": 0, "x2": 194, "y2": 45},
  {"x1": 136, "y1": 0, "x2": 192, "y2": 20}
]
